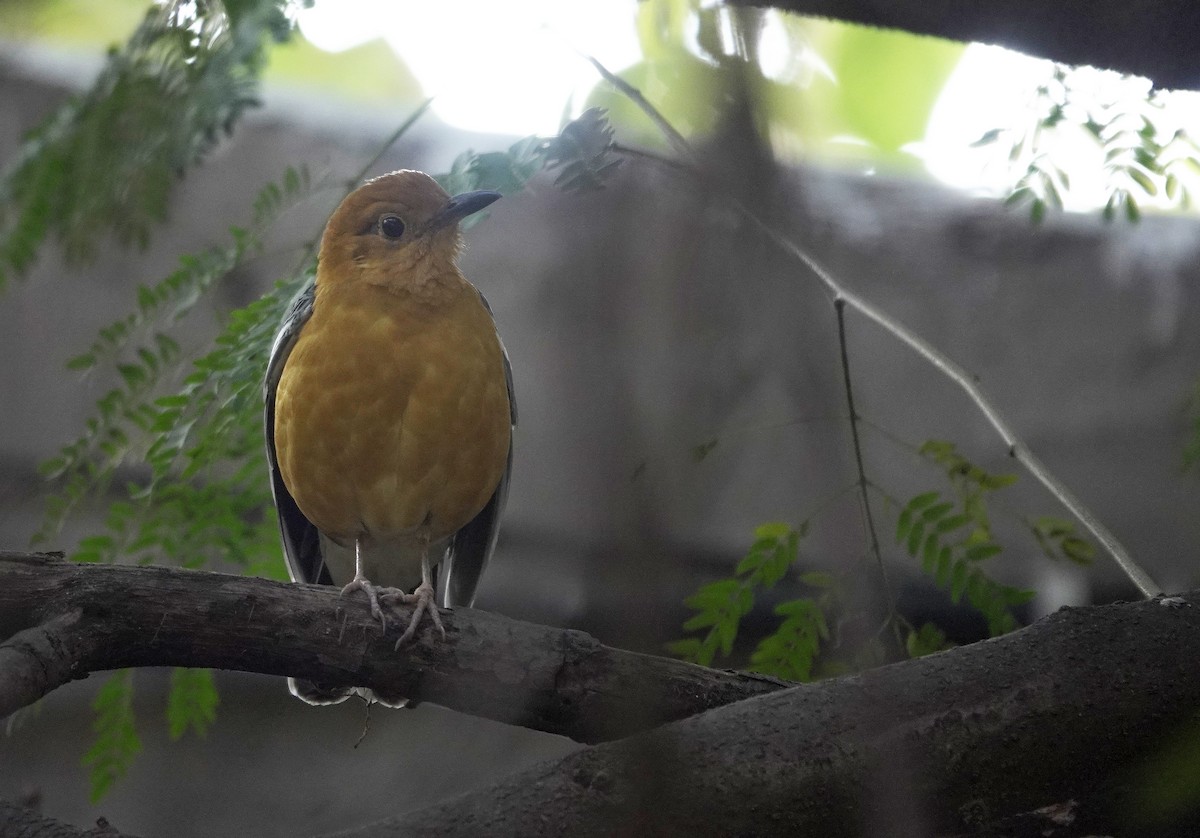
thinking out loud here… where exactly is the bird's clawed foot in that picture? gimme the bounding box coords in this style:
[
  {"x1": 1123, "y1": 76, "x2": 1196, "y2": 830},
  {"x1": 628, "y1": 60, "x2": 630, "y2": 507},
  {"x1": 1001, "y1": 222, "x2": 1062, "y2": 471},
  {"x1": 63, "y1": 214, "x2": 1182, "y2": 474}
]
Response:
[
  {"x1": 382, "y1": 581, "x2": 445, "y2": 650},
  {"x1": 340, "y1": 574, "x2": 388, "y2": 629}
]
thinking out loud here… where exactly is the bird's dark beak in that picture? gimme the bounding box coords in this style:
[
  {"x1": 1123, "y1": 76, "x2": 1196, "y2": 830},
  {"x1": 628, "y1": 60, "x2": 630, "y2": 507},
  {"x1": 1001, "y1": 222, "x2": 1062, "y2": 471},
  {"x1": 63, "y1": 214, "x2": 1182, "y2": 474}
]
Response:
[{"x1": 428, "y1": 190, "x2": 502, "y2": 231}]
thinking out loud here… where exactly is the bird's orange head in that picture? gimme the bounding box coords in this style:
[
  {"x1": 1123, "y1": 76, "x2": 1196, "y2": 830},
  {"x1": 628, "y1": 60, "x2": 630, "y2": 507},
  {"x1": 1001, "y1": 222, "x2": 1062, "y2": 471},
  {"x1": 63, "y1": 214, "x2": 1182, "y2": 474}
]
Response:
[{"x1": 316, "y1": 169, "x2": 500, "y2": 292}]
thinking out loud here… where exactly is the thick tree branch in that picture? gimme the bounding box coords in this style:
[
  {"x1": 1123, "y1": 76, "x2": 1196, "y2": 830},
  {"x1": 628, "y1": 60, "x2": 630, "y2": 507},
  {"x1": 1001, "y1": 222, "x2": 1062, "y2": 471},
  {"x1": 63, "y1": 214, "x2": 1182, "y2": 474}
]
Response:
[
  {"x1": 736, "y1": 0, "x2": 1200, "y2": 91},
  {"x1": 0, "y1": 552, "x2": 786, "y2": 741},
  {"x1": 339, "y1": 593, "x2": 1200, "y2": 837}
]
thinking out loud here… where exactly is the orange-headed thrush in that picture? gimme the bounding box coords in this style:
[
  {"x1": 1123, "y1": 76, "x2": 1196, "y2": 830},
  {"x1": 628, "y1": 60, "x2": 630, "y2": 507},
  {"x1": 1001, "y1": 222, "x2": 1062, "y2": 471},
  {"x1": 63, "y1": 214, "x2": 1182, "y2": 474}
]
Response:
[{"x1": 265, "y1": 170, "x2": 515, "y2": 706}]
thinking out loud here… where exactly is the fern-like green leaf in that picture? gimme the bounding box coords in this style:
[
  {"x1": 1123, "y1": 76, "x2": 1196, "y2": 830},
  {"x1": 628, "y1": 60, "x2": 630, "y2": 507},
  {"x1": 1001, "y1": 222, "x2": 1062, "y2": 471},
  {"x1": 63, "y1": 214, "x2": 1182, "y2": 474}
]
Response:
[
  {"x1": 983, "y1": 64, "x2": 1200, "y2": 223},
  {"x1": 0, "y1": 1, "x2": 297, "y2": 290},
  {"x1": 36, "y1": 168, "x2": 316, "y2": 549},
  {"x1": 1029, "y1": 515, "x2": 1096, "y2": 565},
  {"x1": 167, "y1": 668, "x2": 219, "y2": 740},
  {"x1": 905, "y1": 622, "x2": 953, "y2": 658},
  {"x1": 896, "y1": 452, "x2": 1032, "y2": 637},
  {"x1": 673, "y1": 522, "x2": 810, "y2": 668},
  {"x1": 83, "y1": 670, "x2": 141, "y2": 803},
  {"x1": 543, "y1": 108, "x2": 622, "y2": 193},
  {"x1": 921, "y1": 501, "x2": 955, "y2": 522},
  {"x1": 748, "y1": 598, "x2": 829, "y2": 682},
  {"x1": 963, "y1": 541, "x2": 1001, "y2": 562}
]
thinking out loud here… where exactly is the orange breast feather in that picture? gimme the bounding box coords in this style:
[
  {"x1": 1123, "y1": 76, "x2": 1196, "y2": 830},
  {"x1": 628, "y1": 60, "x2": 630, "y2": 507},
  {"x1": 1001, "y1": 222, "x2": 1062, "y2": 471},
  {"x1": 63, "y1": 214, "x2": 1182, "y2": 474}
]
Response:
[{"x1": 273, "y1": 281, "x2": 510, "y2": 549}]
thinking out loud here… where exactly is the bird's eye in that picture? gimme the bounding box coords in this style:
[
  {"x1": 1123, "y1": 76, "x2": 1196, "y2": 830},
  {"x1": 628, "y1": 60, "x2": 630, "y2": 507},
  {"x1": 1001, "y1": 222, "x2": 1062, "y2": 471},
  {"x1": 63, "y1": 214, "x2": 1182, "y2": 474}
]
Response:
[{"x1": 378, "y1": 214, "x2": 405, "y2": 240}]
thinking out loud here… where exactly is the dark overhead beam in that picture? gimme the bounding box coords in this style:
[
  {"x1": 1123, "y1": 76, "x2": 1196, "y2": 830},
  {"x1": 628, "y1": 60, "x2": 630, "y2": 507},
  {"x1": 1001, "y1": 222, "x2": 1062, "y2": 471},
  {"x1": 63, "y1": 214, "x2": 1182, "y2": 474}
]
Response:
[{"x1": 735, "y1": 0, "x2": 1200, "y2": 91}]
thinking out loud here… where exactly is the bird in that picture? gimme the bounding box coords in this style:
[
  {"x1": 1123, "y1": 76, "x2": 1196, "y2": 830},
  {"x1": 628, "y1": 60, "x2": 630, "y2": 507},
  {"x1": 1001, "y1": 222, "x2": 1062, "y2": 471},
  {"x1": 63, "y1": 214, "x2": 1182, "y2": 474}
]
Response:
[{"x1": 264, "y1": 169, "x2": 515, "y2": 706}]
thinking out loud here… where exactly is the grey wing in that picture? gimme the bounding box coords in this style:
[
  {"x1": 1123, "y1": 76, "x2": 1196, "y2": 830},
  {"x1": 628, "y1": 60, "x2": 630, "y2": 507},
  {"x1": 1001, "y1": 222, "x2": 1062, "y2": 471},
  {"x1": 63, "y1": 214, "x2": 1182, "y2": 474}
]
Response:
[
  {"x1": 441, "y1": 292, "x2": 516, "y2": 608},
  {"x1": 264, "y1": 282, "x2": 331, "y2": 586}
]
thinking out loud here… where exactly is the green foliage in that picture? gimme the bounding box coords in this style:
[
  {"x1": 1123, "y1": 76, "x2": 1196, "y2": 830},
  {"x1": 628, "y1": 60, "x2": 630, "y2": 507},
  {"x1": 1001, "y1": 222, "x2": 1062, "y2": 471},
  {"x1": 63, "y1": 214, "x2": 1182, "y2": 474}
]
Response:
[
  {"x1": 37, "y1": 168, "x2": 315, "y2": 802},
  {"x1": 167, "y1": 668, "x2": 219, "y2": 740},
  {"x1": 438, "y1": 137, "x2": 549, "y2": 200},
  {"x1": 976, "y1": 65, "x2": 1200, "y2": 222},
  {"x1": 748, "y1": 575, "x2": 833, "y2": 681},
  {"x1": 37, "y1": 166, "x2": 313, "y2": 558},
  {"x1": 669, "y1": 522, "x2": 800, "y2": 664},
  {"x1": 0, "y1": 0, "x2": 298, "y2": 290},
  {"x1": 898, "y1": 440, "x2": 1035, "y2": 636},
  {"x1": 83, "y1": 670, "x2": 140, "y2": 803},
  {"x1": 896, "y1": 490, "x2": 1029, "y2": 637},
  {"x1": 674, "y1": 436, "x2": 1096, "y2": 677},
  {"x1": 905, "y1": 622, "x2": 952, "y2": 658},
  {"x1": 667, "y1": 580, "x2": 750, "y2": 665},
  {"x1": 1029, "y1": 516, "x2": 1095, "y2": 565},
  {"x1": 543, "y1": 108, "x2": 623, "y2": 193},
  {"x1": 35, "y1": 163, "x2": 318, "y2": 804},
  {"x1": 436, "y1": 107, "x2": 621, "y2": 212},
  {"x1": 917, "y1": 441, "x2": 1097, "y2": 568},
  {"x1": 63, "y1": 275, "x2": 303, "y2": 571},
  {"x1": 670, "y1": 437, "x2": 1101, "y2": 677},
  {"x1": 669, "y1": 521, "x2": 835, "y2": 682}
]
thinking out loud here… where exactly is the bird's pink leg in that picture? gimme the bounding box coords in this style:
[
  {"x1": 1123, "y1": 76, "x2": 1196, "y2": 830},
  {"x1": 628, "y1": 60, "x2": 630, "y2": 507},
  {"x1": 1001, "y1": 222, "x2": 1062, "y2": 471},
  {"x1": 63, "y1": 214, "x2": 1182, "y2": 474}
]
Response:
[
  {"x1": 383, "y1": 546, "x2": 445, "y2": 649},
  {"x1": 340, "y1": 538, "x2": 387, "y2": 629}
]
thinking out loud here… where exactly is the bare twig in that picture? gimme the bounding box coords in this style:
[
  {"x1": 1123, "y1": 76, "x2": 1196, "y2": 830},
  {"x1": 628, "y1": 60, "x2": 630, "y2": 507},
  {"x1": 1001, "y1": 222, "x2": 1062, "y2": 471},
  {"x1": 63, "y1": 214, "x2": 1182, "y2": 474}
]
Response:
[{"x1": 834, "y1": 300, "x2": 891, "y2": 609}]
